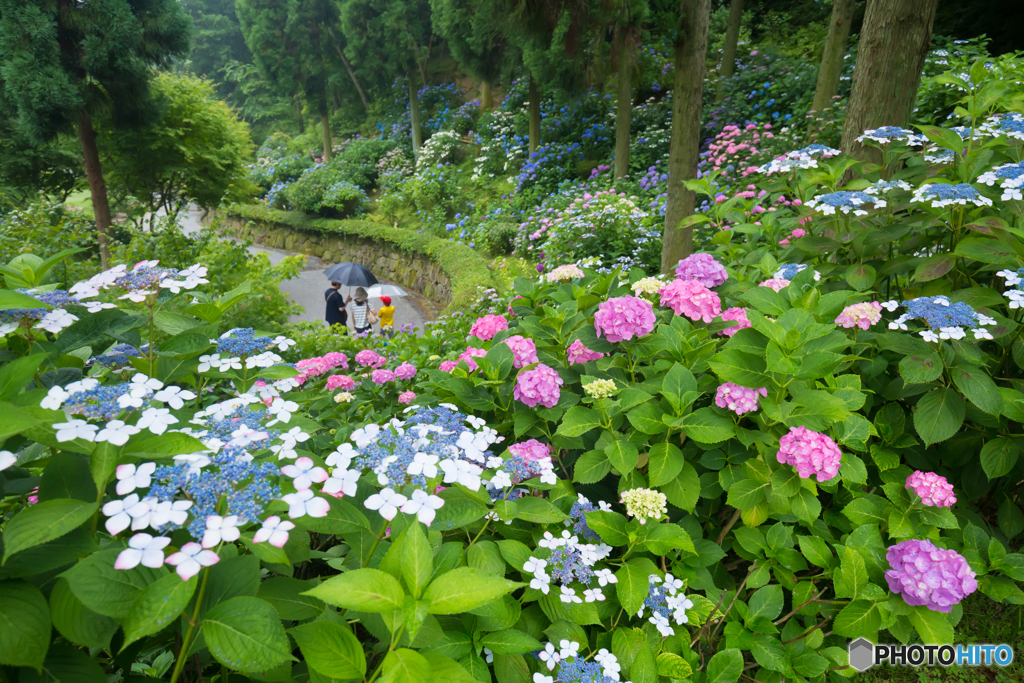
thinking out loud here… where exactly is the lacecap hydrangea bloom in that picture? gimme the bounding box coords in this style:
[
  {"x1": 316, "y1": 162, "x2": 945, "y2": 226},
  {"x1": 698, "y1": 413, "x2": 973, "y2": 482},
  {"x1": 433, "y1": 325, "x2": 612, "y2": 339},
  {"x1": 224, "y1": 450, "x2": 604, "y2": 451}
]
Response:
[
  {"x1": 906, "y1": 470, "x2": 956, "y2": 508},
  {"x1": 469, "y1": 314, "x2": 508, "y2": 341},
  {"x1": 786, "y1": 143, "x2": 841, "y2": 159},
  {"x1": 715, "y1": 383, "x2": 767, "y2": 415},
  {"x1": 718, "y1": 307, "x2": 751, "y2": 337},
  {"x1": 775, "y1": 263, "x2": 820, "y2": 281},
  {"x1": 806, "y1": 190, "x2": 885, "y2": 216},
  {"x1": 911, "y1": 183, "x2": 993, "y2": 209},
  {"x1": 504, "y1": 335, "x2": 539, "y2": 368},
  {"x1": 978, "y1": 161, "x2": 1024, "y2": 201},
  {"x1": 978, "y1": 112, "x2": 1024, "y2": 141},
  {"x1": 776, "y1": 426, "x2": 842, "y2": 482},
  {"x1": 865, "y1": 179, "x2": 913, "y2": 195},
  {"x1": 594, "y1": 296, "x2": 656, "y2": 343},
  {"x1": 885, "y1": 539, "x2": 977, "y2": 613},
  {"x1": 620, "y1": 488, "x2": 667, "y2": 524},
  {"x1": 759, "y1": 278, "x2": 789, "y2": 292},
  {"x1": 660, "y1": 280, "x2": 722, "y2": 323},
  {"x1": 566, "y1": 339, "x2": 604, "y2": 364},
  {"x1": 884, "y1": 295, "x2": 996, "y2": 342},
  {"x1": 638, "y1": 573, "x2": 695, "y2": 638},
  {"x1": 758, "y1": 156, "x2": 818, "y2": 174},
  {"x1": 857, "y1": 126, "x2": 925, "y2": 145},
  {"x1": 514, "y1": 363, "x2": 563, "y2": 408},
  {"x1": 674, "y1": 253, "x2": 728, "y2": 287},
  {"x1": 835, "y1": 301, "x2": 883, "y2": 330}
]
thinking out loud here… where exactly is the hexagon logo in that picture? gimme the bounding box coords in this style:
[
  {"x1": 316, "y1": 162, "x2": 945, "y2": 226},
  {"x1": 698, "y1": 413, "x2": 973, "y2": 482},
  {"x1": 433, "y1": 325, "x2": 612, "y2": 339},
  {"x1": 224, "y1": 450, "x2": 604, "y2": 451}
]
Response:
[{"x1": 849, "y1": 638, "x2": 875, "y2": 672}]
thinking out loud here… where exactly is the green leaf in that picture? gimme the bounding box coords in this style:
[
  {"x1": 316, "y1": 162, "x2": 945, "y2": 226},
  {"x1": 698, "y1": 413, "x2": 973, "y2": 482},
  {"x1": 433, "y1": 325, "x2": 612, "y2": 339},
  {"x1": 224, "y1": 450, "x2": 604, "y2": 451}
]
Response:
[
  {"x1": 791, "y1": 488, "x2": 822, "y2": 523},
  {"x1": 838, "y1": 547, "x2": 868, "y2": 600},
  {"x1": 615, "y1": 558, "x2": 659, "y2": 615},
  {"x1": 647, "y1": 442, "x2": 684, "y2": 487},
  {"x1": 899, "y1": 353, "x2": 942, "y2": 384},
  {"x1": 706, "y1": 649, "x2": 743, "y2": 683},
  {"x1": 914, "y1": 254, "x2": 957, "y2": 282},
  {"x1": 845, "y1": 264, "x2": 876, "y2": 291},
  {"x1": 679, "y1": 407, "x2": 735, "y2": 443},
  {"x1": 661, "y1": 463, "x2": 700, "y2": 512},
  {"x1": 304, "y1": 569, "x2": 404, "y2": 614},
  {"x1": 954, "y1": 237, "x2": 1017, "y2": 264},
  {"x1": 641, "y1": 523, "x2": 696, "y2": 556},
  {"x1": 514, "y1": 497, "x2": 567, "y2": 524},
  {"x1": 951, "y1": 367, "x2": 1003, "y2": 415},
  {"x1": 556, "y1": 406, "x2": 602, "y2": 437},
  {"x1": 605, "y1": 437, "x2": 639, "y2": 473},
  {"x1": 204, "y1": 596, "x2": 293, "y2": 674},
  {"x1": 740, "y1": 287, "x2": 789, "y2": 316},
  {"x1": 661, "y1": 363, "x2": 697, "y2": 412},
  {"x1": 0, "y1": 580, "x2": 50, "y2": 669},
  {"x1": 121, "y1": 572, "x2": 197, "y2": 649},
  {"x1": 299, "y1": 495, "x2": 371, "y2": 535},
  {"x1": 626, "y1": 402, "x2": 668, "y2": 435},
  {"x1": 153, "y1": 310, "x2": 202, "y2": 335},
  {"x1": 2, "y1": 499, "x2": 98, "y2": 562},
  {"x1": 402, "y1": 522, "x2": 433, "y2": 599},
  {"x1": 585, "y1": 510, "x2": 630, "y2": 546},
  {"x1": 747, "y1": 585, "x2": 783, "y2": 621},
  {"x1": 797, "y1": 536, "x2": 832, "y2": 568},
  {"x1": 256, "y1": 577, "x2": 323, "y2": 620},
  {"x1": 19, "y1": 643, "x2": 105, "y2": 683},
  {"x1": 573, "y1": 450, "x2": 611, "y2": 483},
  {"x1": 656, "y1": 652, "x2": 692, "y2": 679},
  {"x1": 60, "y1": 549, "x2": 164, "y2": 618},
  {"x1": 290, "y1": 622, "x2": 367, "y2": 679},
  {"x1": 0, "y1": 289, "x2": 53, "y2": 310},
  {"x1": 89, "y1": 442, "x2": 119, "y2": 495},
  {"x1": 381, "y1": 648, "x2": 430, "y2": 683},
  {"x1": 479, "y1": 629, "x2": 543, "y2": 655},
  {"x1": 833, "y1": 601, "x2": 880, "y2": 638},
  {"x1": 121, "y1": 432, "x2": 209, "y2": 459},
  {"x1": 906, "y1": 605, "x2": 954, "y2": 645},
  {"x1": 727, "y1": 479, "x2": 769, "y2": 510},
  {"x1": 423, "y1": 567, "x2": 520, "y2": 615},
  {"x1": 981, "y1": 438, "x2": 1020, "y2": 479},
  {"x1": 0, "y1": 401, "x2": 40, "y2": 442},
  {"x1": 48, "y1": 579, "x2": 116, "y2": 649},
  {"x1": 421, "y1": 653, "x2": 477, "y2": 683},
  {"x1": 913, "y1": 388, "x2": 965, "y2": 447},
  {"x1": 0, "y1": 353, "x2": 46, "y2": 401}
]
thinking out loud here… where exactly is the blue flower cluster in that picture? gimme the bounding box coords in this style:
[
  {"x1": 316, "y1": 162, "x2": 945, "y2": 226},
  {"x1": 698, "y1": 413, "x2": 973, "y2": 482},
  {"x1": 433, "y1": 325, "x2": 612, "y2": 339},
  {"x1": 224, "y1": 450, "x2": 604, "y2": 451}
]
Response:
[
  {"x1": 901, "y1": 296, "x2": 985, "y2": 330},
  {"x1": 546, "y1": 544, "x2": 594, "y2": 585},
  {"x1": 568, "y1": 498, "x2": 600, "y2": 542},
  {"x1": 91, "y1": 344, "x2": 143, "y2": 367},
  {"x1": 64, "y1": 382, "x2": 136, "y2": 420},
  {"x1": 548, "y1": 657, "x2": 617, "y2": 683},
  {"x1": 217, "y1": 328, "x2": 273, "y2": 356},
  {"x1": 0, "y1": 289, "x2": 77, "y2": 324}
]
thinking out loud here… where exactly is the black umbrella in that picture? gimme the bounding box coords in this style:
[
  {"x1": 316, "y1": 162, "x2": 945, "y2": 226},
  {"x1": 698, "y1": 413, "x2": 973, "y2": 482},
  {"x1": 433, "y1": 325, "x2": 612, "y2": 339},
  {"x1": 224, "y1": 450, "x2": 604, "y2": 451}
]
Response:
[{"x1": 323, "y1": 262, "x2": 379, "y2": 287}]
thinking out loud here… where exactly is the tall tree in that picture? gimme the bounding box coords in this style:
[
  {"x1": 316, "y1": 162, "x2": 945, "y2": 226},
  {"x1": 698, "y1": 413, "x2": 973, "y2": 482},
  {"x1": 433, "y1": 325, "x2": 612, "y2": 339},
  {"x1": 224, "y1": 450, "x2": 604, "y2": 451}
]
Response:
[
  {"x1": 660, "y1": 0, "x2": 711, "y2": 272},
  {"x1": 430, "y1": 0, "x2": 508, "y2": 110},
  {"x1": 236, "y1": 0, "x2": 339, "y2": 160},
  {"x1": 715, "y1": 0, "x2": 743, "y2": 101},
  {"x1": 840, "y1": 0, "x2": 939, "y2": 157},
  {"x1": 810, "y1": 0, "x2": 854, "y2": 116},
  {"x1": 187, "y1": 0, "x2": 252, "y2": 99},
  {"x1": 609, "y1": 0, "x2": 648, "y2": 179},
  {"x1": 0, "y1": 0, "x2": 191, "y2": 267}
]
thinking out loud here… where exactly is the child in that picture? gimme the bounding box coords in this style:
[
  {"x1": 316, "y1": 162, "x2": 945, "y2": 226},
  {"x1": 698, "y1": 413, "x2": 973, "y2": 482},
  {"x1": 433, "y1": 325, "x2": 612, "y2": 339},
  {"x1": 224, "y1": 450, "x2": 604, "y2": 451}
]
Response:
[{"x1": 377, "y1": 296, "x2": 396, "y2": 337}]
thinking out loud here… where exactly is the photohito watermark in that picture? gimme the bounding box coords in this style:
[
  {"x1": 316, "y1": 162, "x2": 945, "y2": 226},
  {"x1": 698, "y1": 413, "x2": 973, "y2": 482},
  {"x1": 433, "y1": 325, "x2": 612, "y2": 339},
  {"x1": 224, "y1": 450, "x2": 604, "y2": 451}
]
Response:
[{"x1": 848, "y1": 638, "x2": 1015, "y2": 672}]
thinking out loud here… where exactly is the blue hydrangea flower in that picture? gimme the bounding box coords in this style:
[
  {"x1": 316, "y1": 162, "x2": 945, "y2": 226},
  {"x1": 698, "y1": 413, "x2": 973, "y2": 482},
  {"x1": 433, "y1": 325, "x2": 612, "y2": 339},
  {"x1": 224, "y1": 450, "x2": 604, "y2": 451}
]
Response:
[
  {"x1": 217, "y1": 328, "x2": 273, "y2": 356},
  {"x1": 979, "y1": 113, "x2": 1024, "y2": 141},
  {"x1": 979, "y1": 161, "x2": 1024, "y2": 201},
  {"x1": 786, "y1": 144, "x2": 841, "y2": 159},
  {"x1": 775, "y1": 263, "x2": 821, "y2": 281},
  {"x1": 884, "y1": 295, "x2": 996, "y2": 342},
  {"x1": 857, "y1": 126, "x2": 926, "y2": 145},
  {"x1": 911, "y1": 183, "x2": 993, "y2": 208},
  {"x1": 806, "y1": 191, "x2": 885, "y2": 216}
]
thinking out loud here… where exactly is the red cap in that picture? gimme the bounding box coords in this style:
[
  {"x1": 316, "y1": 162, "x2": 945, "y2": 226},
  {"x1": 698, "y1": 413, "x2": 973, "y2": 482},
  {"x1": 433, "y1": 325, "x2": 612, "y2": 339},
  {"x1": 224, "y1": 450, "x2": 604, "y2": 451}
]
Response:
[{"x1": 380, "y1": 296, "x2": 392, "y2": 306}]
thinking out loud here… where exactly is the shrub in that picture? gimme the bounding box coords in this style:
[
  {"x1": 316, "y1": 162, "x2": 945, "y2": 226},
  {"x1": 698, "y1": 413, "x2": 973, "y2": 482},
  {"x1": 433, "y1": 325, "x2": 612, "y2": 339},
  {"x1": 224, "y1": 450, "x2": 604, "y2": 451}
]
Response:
[
  {"x1": 321, "y1": 180, "x2": 368, "y2": 217},
  {"x1": 415, "y1": 130, "x2": 463, "y2": 172}
]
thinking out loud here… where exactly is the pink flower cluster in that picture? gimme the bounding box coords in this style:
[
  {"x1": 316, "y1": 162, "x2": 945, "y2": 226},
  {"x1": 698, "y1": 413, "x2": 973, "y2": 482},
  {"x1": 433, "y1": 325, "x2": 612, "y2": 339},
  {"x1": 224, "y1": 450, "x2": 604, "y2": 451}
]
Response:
[
  {"x1": 718, "y1": 307, "x2": 751, "y2": 337},
  {"x1": 295, "y1": 358, "x2": 328, "y2": 380},
  {"x1": 326, "y1": 375, "x2": 355, "y2": 391},
  {"x1": 398, "y1": 391, "x2": 416, "y2": 405},
  {"x1": 566, "y1": 339, "x2": 604, "y2": 365},
  {"x1": 508, "y1": 439, "x2": 551, "y2": 462},
  {"x1": 469, "y1": 314, "x2": 508, "y2": 341},
  {"x1": 514, "y1": 363, "x2": 563, "y2": 408},
  {"x1": 885, "y1": 539, "x2": 977, "y2": 613},
  {"x1": 594, "y1": 296, "x2": 656, "y2": 343},
  {"x1": 835, "y1": 301, "x2": 883, "y2": 330},
  {"x1": 458, "y1": 347, "x2": 487, "y2": 371},
  {"x1": 371, "y1": 369, "x2": 396, "y2": 384},
  {"x1": 674, "y1": 253, "x2": 728, "y2": 287},
  {"x1": 439, "y1": 360, "x2": 457, "y2": 372},
  {"x1": 776, "y1": 426, "x2": 842, "y2": 482},
  {"x1": 779, "y1": 227, "x2": 806, "y2": 246},
  {"x1": 905, "y1": 471, "x2": 957, "y2": 508},
  {"x1": 504, "y1": 335, "x2": 539, "y2": 368},
  {"x1": 705, "y1": 123, "x2": 774, "y2": 177},
  {"x1": 660, "y1": 280, "x2": 722, "y2": 322},
  {"x1": 355, "y1": 349, "x2": 386, "y2": 368},
  {"x1": 394, "y1": 362, "x2": 417, "y2": 380},
  {"x1": 322, "y1": 352, "x2": 349, "y2": 369},
  {"x1": 715, "y1": 383, "x2": 767, "y2": 415},
  {"x1": 759, "y1": 278, "x2": 790, "y2": 292}
]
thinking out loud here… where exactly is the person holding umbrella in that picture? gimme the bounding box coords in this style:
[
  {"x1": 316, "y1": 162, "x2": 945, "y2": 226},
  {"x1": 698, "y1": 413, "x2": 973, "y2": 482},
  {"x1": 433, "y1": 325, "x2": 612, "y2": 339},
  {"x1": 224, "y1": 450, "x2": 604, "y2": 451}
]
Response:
[{"x1": 324, "y1": 281, "x2": 351, "y2": 330}]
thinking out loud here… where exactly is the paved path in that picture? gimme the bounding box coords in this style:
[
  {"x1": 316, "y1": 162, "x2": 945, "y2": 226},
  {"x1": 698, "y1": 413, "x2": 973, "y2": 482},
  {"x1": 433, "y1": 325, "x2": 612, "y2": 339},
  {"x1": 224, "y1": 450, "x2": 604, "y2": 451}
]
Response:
[{"x1": 179, "y1": 207, "x2": 431, "y2": 331}]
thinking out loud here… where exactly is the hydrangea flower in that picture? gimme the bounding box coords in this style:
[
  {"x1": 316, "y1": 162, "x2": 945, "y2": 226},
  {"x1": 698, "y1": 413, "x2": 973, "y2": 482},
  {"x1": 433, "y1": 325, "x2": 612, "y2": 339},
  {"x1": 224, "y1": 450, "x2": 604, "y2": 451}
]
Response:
[
  {"x1": 469, "y1": 314, "x2": 508, "y2": 340},
  {"x1": 906, "y1": 471, "x2": 957, "y2": 508},
  {"x1": 166, "y1": 542, "x2": 220, "y2": 580},
  {"x1": 583, "y1": 379, "x2": 617, "y2": 400},
  {"x1": 115, "y1": 533, "x2": 171, "y2": 570},
  {"x1": 659, "y1": 279, "x2": 722, "y2": 322},
  {"x1": 835, "y1": 301, "x2": 883, "y2": 330},
  {"x1": 759, "y1": 278, "x2": 790, "y2": 292},
  {"x1": 514, "y1": 364, "x2": 563, "y2": 408},
  {"x1": 439, "y1": 360, "x2": 458, "y2": 372},
  {"x1": 566, "y1": 339, "x2": 604, "y2": 364},
  {"x1": 758, "y1": 156, "x2": 818, "y2": 174},
  {"x1": 456, "y1": 346, "x2": 487, "y2": 372},
  {"x1": 394, "y1": 363, "x2": 417, "y2": 380},
  {"x1": 978, "y1": 112, "x2": 1024, "y2": 141},
  {"x1": 806, "y1": 191, "x2": 886, "y2": 216},
  {"x1": 911, "y1": 183, "x2": 993, "y2": 209},
  {"x1": 718, "y1": 307, "x2": 751, "y2": 337},
  {"x1": 674, "y1": 253, "x2": 728, "y2": 287},
  {"x1": 715, "y1": 383, "x2": 767, "y2": 415},
  {"x1": 857, "y1": 126, "x2": 925, "y2": 145},
  {"x1": 521, "y1": 530, "x2": 612, "y2": 605},
  {"x1": 371, "y1": 369, "x2": 396, "y2": 384},
  {"x1": 865, "y1": 179, "x2": 913, "y2": 195},
  {"x1": 786, "y1": 144, "x2": 841, "y2": 159},
  {"x1": 532, "y1": 643, "x2": 621, "y2": 682},
  {"x1": 978, "y1": 161, "x2": 1024, "y2": 201},
  {"x1": 326, "y1": 374, "x2": 355, "y2": 391},
  {"x1": 775, "y1": 263, "x2": 820, "y2": 281},
  {"x1": 631, "y1": 275, "x2": 667, "y2": 297},
  {"x1": 398, "y1": 390, "x2": 416, "y2": 405},
  {"x1": 885, "y1": 295, "x2": 996, "y2": 342},
  {"x1": 638, "y1": 574, "x2": 695, "y2": 637},
  {"x1": 923, "y1": 147, "x2": 955, "y2": 164},
  {"x1": 595, "y1": 296, "x2": 656, "y2": 343},
  {"x1": 776, "y1": 426, "x2": 842, "y2": 482},
  {"x1": 503, "y1": 335, "x2": 539, "y2": 368},
  {"x1": 885, "y1": 539, "x2": 977, "y2": 613},
  {"x1": 354, "y1": 349, "x2": 386, "y2": 368},
  {"x1": 253, "y1": 516, "x2": 295, "y2": 548},
  {"x1": 546, "y1": 264, "x2": 586, "y2": 282},
  {"x1": 620, "y1": 488, "x2": 667, "y2": 524}
]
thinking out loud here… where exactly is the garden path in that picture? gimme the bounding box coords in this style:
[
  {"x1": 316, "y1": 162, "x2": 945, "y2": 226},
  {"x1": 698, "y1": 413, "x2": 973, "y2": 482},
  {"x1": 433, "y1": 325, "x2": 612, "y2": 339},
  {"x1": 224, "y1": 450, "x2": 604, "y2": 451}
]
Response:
[{"x1": 178, "y1": 207, "x2": 432, "y2": 331}]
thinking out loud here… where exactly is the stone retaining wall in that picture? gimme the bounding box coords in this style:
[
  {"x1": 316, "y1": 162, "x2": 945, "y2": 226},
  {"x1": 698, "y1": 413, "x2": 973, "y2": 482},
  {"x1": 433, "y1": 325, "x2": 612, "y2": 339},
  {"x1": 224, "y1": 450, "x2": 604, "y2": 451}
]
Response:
[{"x1": 219, "y1": 215, "x2": 454, "y2": 305}]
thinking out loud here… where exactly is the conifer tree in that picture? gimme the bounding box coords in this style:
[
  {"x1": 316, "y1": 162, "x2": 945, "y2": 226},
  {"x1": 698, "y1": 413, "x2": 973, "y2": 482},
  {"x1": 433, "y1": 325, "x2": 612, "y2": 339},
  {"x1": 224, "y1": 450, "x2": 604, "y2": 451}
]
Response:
[{"x1": 430, "y1": 0, "x2": 508, "y2": 110}]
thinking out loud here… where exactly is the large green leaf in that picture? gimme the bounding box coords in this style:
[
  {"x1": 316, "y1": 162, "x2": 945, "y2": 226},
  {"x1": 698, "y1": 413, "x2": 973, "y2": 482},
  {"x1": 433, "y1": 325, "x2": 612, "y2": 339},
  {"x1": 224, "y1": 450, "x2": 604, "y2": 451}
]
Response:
[
  {"x1": 257, "y1": 577, "x2": 323, "y2": 620},
  {"x1": 290, "y1": 622, "x2": 366, "y2": 679},
  {"x1": 0, "y1": 580, "x2": 50, "y2": 669},
  {"x1": 906, "y1": 605, "x2": 953, "y2": 645},
  {"x1": 304, "y1": 569, "x2": 404, "y2": 613},
  {"x1": 203, "y1": 596, "x2": 293, "y2": 674},
  {"x1": 121, "y1": 572, "x2": 197, "y2": 649},
  {"x1": 679, "y1": 407, "x2": 735, "y2": 443},
  {"x1": 980, "y1": 437, "x2": 1020, "y2": 479},
  {"x1": 615, "y1": 558, "x2": 659, "y2": 615},
  {"x1": 61, "y1": 549, "x2": 165, "y2": 618},
  {"x1": 48, "y1": 579, "x2": 117, "y2": 650},
  {"x1": 951, "y1": 367, "x2": 1002, "y2": 415},
  {"x1": 402, "y1": 522, "x2": 433, "y2": 599},
  {"x1": 381, "y1": 648, "x2": 431, "y2": 683},
  {"x1": 832, "y1": 600, "x2": 880, "y2": 638},
  {"x1": 423, "y1": 567, "x2": 520, "y2": 615},
  {"x1": 0, "y1": 353, "x2": 46, "y2": 401},
  {"x1": 647, "y1": 442, "x2": 684, "y2": 487},
  {"x1": 913, "y1": 388, "x2": 965, "y2": 447},
  {"x1": 299, "y1": 495, "x2": 371, "y2": 535},
  {"x1": 479, "y1": 629, "x2": 543, "y2": 655},
  {"x1": 706, "y1": 649, "x2": 743, "y2": 683},
  {"x1": 556, "y1": 406, "x2": 602, "y2": 437},
  {"x1": 2, "y1": 499, "x2": 98, "y2": 562}
]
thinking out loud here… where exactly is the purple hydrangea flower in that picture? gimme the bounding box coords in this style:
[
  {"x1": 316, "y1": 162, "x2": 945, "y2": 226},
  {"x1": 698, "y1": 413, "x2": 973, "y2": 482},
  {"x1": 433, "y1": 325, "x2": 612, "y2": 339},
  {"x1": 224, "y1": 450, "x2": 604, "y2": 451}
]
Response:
[{"x1": 885, "y1": 539, "x2": 977, "y2": 613}]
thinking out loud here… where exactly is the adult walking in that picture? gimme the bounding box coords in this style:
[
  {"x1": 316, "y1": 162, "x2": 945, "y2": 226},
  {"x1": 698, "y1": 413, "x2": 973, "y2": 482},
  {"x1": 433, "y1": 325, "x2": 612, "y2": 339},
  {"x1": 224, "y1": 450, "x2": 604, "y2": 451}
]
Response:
[
  {"x1": 350, "y1": 287, "x2": 376, "y2": 335},
  {"x1": 324, "y1": 281, "x2": 350, "y2": 329}
]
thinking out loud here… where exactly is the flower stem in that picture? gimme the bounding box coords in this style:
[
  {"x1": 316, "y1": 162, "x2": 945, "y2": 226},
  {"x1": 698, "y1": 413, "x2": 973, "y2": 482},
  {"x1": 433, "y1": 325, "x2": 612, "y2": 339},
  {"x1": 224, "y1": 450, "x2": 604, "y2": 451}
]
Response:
[{"x1": 169, "y1": 567, "x2": 212, "y2": 683}]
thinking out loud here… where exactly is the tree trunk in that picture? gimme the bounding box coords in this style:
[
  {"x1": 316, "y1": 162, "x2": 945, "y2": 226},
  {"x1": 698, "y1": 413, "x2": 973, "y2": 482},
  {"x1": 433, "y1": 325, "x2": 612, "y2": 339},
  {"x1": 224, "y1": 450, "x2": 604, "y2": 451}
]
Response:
[
  {"x1": 528, "y1": 75, "x2": 540, "y2": 154},
  {"x1": 840, "y1": 0, "x2": 938, "y2": 158},
  {"x1": 408, "y1": 74, "x2": 423, "y2": 158},
  {"x1": 810, "y1": 0, "x2": 855, "y2": 118},
  {"x1": 320, "y1": 99, "x2": 333, "y2": 162},
  {"x1": 77, "y1": 112, "x2": 112, "y2": 269},
  {"x1": 327, "y1": 26, "x2": 371, "y2": 110},
  {"x1": 661, "y1": 0, "x2": 711, "y2": 273},
  {"x1": 481, "y1": 80, "x2": 493, "y2": 110},
  {"x1": 715, "y1": 0, "x2": 743, "y2": 102},
  {"x1": 614, "y1": 30, "x2": 634, "y2": 179}
]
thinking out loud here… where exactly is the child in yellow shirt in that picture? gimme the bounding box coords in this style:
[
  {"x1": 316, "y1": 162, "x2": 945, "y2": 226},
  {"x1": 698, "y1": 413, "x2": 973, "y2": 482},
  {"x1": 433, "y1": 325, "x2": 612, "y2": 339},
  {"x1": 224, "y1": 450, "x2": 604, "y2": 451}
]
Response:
[{"x1": 377, "y1": 296, "x2": 396, "y2": 337}]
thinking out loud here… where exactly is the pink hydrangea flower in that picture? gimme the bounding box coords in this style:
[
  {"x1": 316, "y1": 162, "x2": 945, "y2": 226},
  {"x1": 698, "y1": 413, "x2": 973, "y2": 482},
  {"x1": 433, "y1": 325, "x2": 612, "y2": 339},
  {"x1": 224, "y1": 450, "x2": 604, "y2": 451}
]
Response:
[
  {"x1": 514, "y1": 363, "x2": 563, "y2": 408},
  {"x1": 296, "y1": 358, "x2": 328, "y2": 377},
  {"x1": 457, "y1": 347, "x2": 487, "y2": 372},
  {"x1": 504, "y1": 335, "x2": 539, "y2": 368},
  {"x1": 835, "y1": 301, "x2": 883, "y2": 330},
  {"x1": 566, "y1": 339, "x2": 604, "y2": 365},
  {"x1": 718, "y1": 307, "x2": 751, "y2": 337},
  {"x1": 660, "y1": 280, "x2": 722, "y2": 322},
  {"x1": 508, "y1": 295, "x2": 523, "y2": 318},
  {"x1": 371, "y1": 369, "x2": 395, "y2": 384},
  {"x1": 326, "y1": 374, "x2": 355, "y2": 391},
  {"x1": 594, "y1": 296, "x2": 656, "y2": 343},
  {"x1": 469, "y1": 314, "x2": 509, "y2": 341},
  {"x1": 885, "y1": 539, "x2": 977, "y2": 613},
  {"x1": 776, "y1": 426, "x2": 842, "y2": 482},
  {"x1": 715, "y1": 383, "x2": 767, "y2": 415},
  {"x1": 906, "y1": 471, "x2": 957, "y2": 508},
  {"x1": 759, "y1": 278, "x2": 790, "y2": 292},
  {"x1": 508, "y1": 439, "x2": 551, "y2": 462},
  {"x1": 394, "y1": 363, "x2": 417, "y2": 380},
  {"x1": 674, "y1": 253, "x2": 728, "y2": 287},
  {"x1": 322, "y1": 352, "x2": 349, "y2": 369},
  {"x1": 355, "y1": 349, "x2": 386, "y2": 368},
  {"x1": 439, "y1": 360, "x2": 458, "y2": 372},
  {"x1": 398, "y1": 391, "x2": 416, "y2": 405}
]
